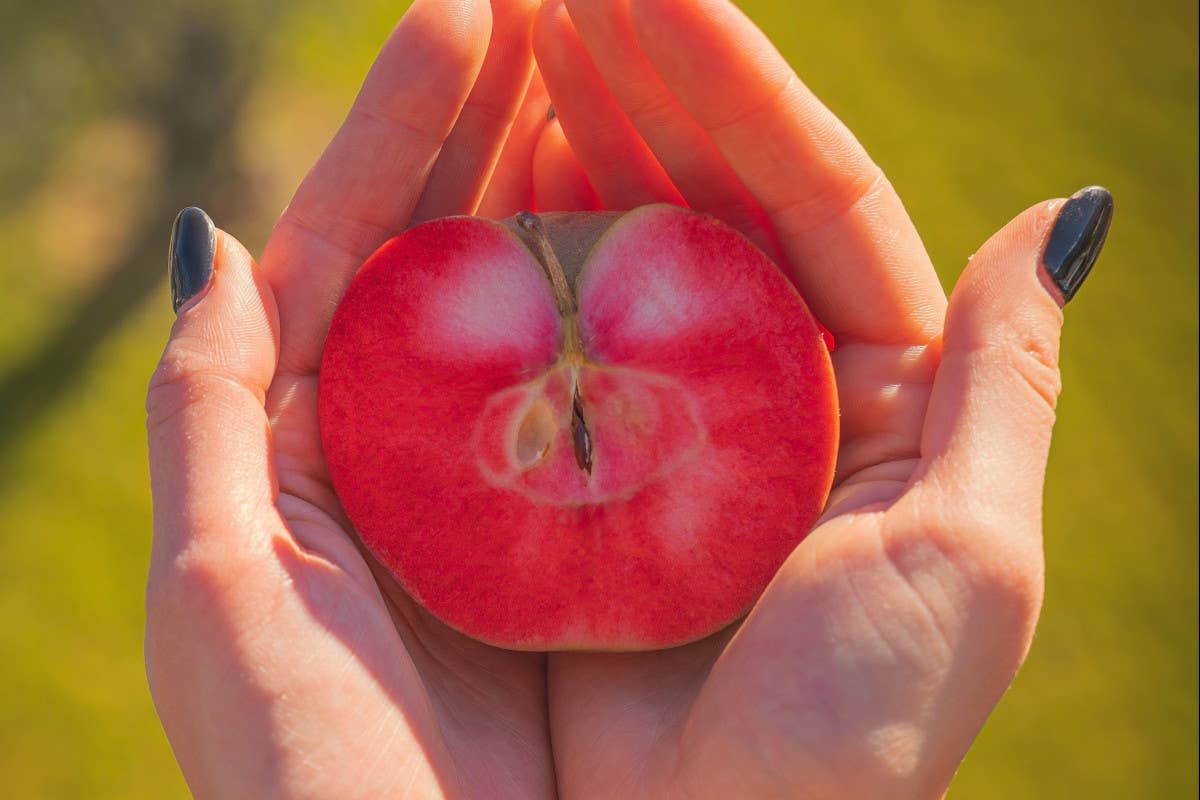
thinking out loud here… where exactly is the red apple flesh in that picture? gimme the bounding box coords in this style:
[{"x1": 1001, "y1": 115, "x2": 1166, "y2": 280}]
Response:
[{"x1": 318, "y1": 204, "x2": 838, "y2": 651}]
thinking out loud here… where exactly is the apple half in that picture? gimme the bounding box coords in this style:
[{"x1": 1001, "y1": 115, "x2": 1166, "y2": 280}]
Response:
[{"x1": 318, "y1": 204, "x2": 838, "y2": 651}]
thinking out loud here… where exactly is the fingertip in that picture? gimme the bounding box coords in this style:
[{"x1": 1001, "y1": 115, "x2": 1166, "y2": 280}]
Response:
[
  {"x1": 165, "y1": 219, "x2": 280, "y2": 392},
  {"x1": 1031, "y1": 198, "x2": 1072, "y2": 306},
  {"x1": 1041, "y1": 185, "x2": 1113, "y2": 305},
  {"x1": 169, "y1": 207, "x2": 215, "y2": 314},
  {"x1": 173, "y1": 219, "x2": 265, "y2": 318},
  {"x1": 214, "y1": 226, "x2": 253, "y2": 273},
  {"x1": 947, "y1": 199, "x2": 1066, "y2": 349},
  {"x1": 972, "y1": 198, "x2": 1063, "y2": 285}
]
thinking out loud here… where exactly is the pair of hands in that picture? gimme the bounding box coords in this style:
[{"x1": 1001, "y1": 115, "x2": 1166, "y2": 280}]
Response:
[{"x1": 146, "y1": 0, "x2": 1073, "y2": 797}]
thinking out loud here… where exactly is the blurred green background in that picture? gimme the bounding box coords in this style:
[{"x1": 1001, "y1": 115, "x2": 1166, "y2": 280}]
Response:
[{"x1": 0, "y1": 0, "x2": 1194, "y2": 796}]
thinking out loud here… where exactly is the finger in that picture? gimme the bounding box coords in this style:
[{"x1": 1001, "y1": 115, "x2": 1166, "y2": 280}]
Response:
[
  {"x1": 919, "y1": 187, "x2": 1113, "y2": 525},
  {"x1": 533, "y1": 0, "x2": 683, "y2": 209},
  {"x1": 147, "y1": 209, "x2": 282, "y2": 568},
  {"x1": 533, "y1": 117, "x2": 602, "y2": 211},
  {"x1": 477, "y1": 69, "x2": 550, "y2": 218},
  {"x1": 263, "y1": 0, "x2": 492, "y2": 374},
  {"x1": 630, "y1": 0, "x2": 946, "y2": 343},
  {"x1": 563, "y1": 0, "x2": 780, "y2": 261},
  {"x1": 411, "y1": 0, "x2": 540, "y2": 223}
]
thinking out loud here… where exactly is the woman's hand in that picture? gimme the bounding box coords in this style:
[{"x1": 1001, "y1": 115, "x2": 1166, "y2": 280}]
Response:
[
  {"x1": 145, "y1": 0, "x2": 1111, "y2": 798},
  {"x1": 147, "y1": 2, "x2": 557, "y2": 798},
  {"x1": 530, "y1": 2, "x2": 1108, "y2": 798}
]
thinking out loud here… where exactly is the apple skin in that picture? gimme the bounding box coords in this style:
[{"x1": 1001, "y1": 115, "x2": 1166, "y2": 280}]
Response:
[{"x1": 318, "y1": 204, "x2": 838, "y2": 651}]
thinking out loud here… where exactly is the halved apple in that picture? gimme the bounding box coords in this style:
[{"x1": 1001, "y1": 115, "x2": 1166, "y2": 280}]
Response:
[{"x1": 319, "y1": 204, "x2": 838, "y2": 651}]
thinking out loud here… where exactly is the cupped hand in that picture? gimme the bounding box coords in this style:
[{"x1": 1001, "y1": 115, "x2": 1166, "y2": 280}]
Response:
[
  {"x1": 145, "y1": 0, "x2": 1110, "y2": 798},
  {"x1": 147, "y1": 1, "x2": 555, "y2": 797}
]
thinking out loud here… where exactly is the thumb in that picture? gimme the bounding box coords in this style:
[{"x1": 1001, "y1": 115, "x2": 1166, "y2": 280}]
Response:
[
  {"x1": 919, "y1": 186, "x2": 1113, "y2": 531},
  {"x1": 146, "y1": 207, "x2": 281, "y2": 572}
]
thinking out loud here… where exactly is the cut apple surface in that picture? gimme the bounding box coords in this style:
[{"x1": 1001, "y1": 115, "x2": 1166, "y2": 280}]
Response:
[{"x1": 318, "y1": 204, "x2": 838, "y2": 651}]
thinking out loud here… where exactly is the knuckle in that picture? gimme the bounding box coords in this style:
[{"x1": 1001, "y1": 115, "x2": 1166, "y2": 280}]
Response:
[
  {"x1": 922, "y1": 512, "x2": 1046, "y2": 631},
  {"x1": 625, "y1": 86, "x2": 680, "y2": 124},
  {"x1": 1010, "y1": 329, "x2": 1063, "y2": 408},
  {"x1": 145, "y1": 539, "x2": 276, "y2": 645},
  {"x1": 461, "y1": 92, "x2": 513, "y2": 126},
  {"x1": 146, "y1": 341, "x2": 205, "y2": 430},
  {"x1": 771, "y1": 165, "x2": 889, "y2": 238},
  {"x1": 145, "y1": 337, "x2": 258, "y2": 434},
  {"x1": 144, "y1": 550, "x2": 229, "y2": 677},
  {"x1": 146, "y1": 545, "x2": 224, "y2": 627},
  {"x1": 149, "y1": 335, "x2": 208, "y2": 392},
  {"x1": 979, "y1": 334, "x2": 1063, "y2": 413},
  {"x1": 350, "y1": 103, "x2": 443, "y2": 149},
  {"x1": 275, "y1": 203, "x2": 391, "y2": 267},
  {"x1": 706, "y1": 71, "x2": 796, "y2": 133},
  {"x1": 893, "y1": 483, "x2": 1044, "y2": 605}
]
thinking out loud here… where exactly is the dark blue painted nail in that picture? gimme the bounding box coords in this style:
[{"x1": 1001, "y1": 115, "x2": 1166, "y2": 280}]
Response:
[
  {"x1": 169, "y1": 206, "x2": 216, "y2": 312},
  {"x1": 1043, "y1": 186, "x2": 1113, "y2": 303}
]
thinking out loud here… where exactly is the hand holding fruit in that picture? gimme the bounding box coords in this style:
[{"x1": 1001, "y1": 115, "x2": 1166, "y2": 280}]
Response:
[{"x1": 145, "y1": 0, "x2": 1111, "y2": 798}]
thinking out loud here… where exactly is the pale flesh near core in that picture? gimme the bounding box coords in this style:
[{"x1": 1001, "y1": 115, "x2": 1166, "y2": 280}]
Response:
[{"x1": 318, "y1": 204, "x2": 838, "y2": 651}]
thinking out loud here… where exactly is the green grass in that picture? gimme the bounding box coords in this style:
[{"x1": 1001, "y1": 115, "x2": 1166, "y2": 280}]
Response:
[{"x1": 0, "y1": 1, "x2": 1195, "y2": 796}]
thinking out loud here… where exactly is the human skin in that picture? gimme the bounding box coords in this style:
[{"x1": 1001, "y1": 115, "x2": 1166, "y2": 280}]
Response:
[{"x1": 145, "y1": 0, "x2": 1089, "y2": 797}]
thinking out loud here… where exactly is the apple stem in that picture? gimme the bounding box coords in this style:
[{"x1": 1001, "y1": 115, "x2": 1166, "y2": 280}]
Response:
[
  {"x1": 517, "y1": 211, "x2": 593, "y2": 476},
  {"x1": 516, "y1": 211, "x2": 577, "y2": 317},
  {"x1": 516, "y1": 212, "x2": 585, "y2": 360}
]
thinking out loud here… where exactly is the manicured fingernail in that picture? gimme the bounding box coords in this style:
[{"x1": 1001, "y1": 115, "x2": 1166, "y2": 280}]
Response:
[
  {"x1": 169, "y1": 206, "x2": 216, "y2": 312},
  {"x1": 1042, "y1": 185, "x2": 1113, "y2": 303}
]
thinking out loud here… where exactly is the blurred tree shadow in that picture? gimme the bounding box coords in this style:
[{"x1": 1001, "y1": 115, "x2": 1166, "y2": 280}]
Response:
[{"x1": 0, "y1": 3, "x2": 279, "y2": 462}]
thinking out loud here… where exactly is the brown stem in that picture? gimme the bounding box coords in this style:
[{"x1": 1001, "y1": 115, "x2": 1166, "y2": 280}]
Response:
[
  {"x1": 516, "y1": 211, "x2": 576, "y2": 317},
  {"x1": 516, "y1": 211, "x2": 592, "y2": 475}
]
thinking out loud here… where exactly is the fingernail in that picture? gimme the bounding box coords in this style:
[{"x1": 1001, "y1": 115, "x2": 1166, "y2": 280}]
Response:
[
  {"x1": 169, "y1": 206, "x2": 216, "y2": 312},
  {"x1": 1042, "y1": 185, "x2": 1113, "y2": 303}
]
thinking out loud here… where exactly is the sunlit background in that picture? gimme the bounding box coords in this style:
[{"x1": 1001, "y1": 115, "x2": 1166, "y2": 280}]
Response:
[{"x1": 0, "y1": 1, "x2": 1195, "y2": 796}]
